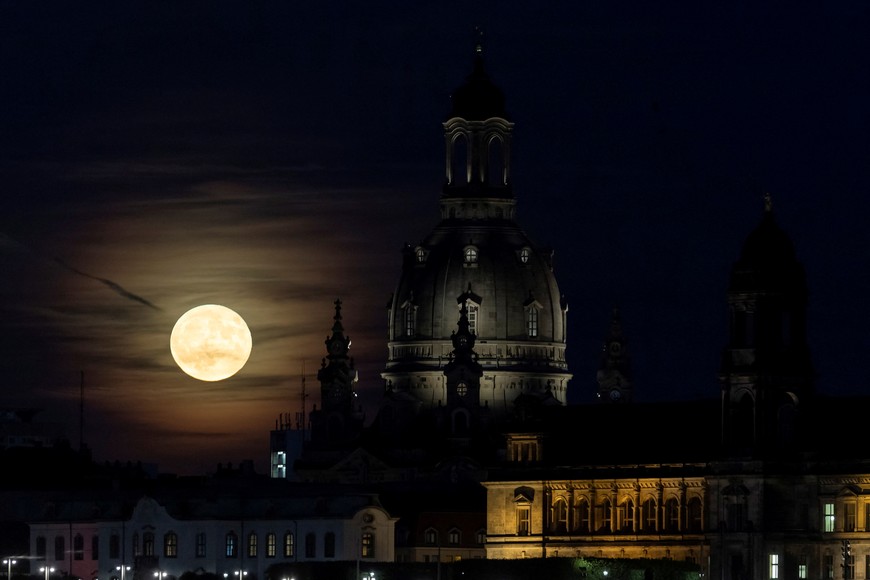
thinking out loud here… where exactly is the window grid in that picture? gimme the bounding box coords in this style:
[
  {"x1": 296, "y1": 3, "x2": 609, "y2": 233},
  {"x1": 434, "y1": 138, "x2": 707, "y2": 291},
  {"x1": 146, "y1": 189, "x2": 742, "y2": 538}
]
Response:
[
  {"x1": 164, "y1": 532, "x2": 178, "y2": 558},
  {"x1": 247, "y1": 532, "x2": 257, "y2": 558},
  {"x1": 283, "y1": 532, "x2": 294, "y2": 558},
  {"x1": 527, "y1": 307, "x2": 539, "y2": 337},
  {"x1": 769, "y1": 554, "x2": 779, "y2": 579},
  {"x1": 361, "y1": 532, "x2": 375, "y2": 558},
  {"x1": 825, "y1": 503, "x2": 835, "y2": 532},
  {"x1": 225, "y1": 532, "x2": 238, "y2": 558},
  {"x1": 195, "y1": 533, "x2": 206, "y2": 558},
  {"x1": 266, "y1": 533, "x2": 276, "y2": 558}
]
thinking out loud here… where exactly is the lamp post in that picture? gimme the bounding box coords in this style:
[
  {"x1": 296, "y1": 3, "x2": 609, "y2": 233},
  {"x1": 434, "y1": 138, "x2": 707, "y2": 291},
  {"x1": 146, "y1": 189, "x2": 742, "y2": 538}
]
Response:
[
  {"x1": 116, "y1": 565, "x2": 131, "y2": 580},
  {"x1": 154, "y1": 571, "x2": 168, "y2": 580},
  {"x1": 39, "y1": 567, "x2": 55, "y2": 580},
  {"x1": 223, "y1": 572, "x2": 246, "y2": 580},
  {"x1": 2, "y1": 559, "x2": 16, "y2": 580}
]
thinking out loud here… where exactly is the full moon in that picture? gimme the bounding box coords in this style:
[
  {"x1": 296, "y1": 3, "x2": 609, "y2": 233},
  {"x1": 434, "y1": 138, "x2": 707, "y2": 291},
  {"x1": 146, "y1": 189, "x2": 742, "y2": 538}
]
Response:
[{"x1": 170, "y1": 304, "x2": 253, "y2": 381}]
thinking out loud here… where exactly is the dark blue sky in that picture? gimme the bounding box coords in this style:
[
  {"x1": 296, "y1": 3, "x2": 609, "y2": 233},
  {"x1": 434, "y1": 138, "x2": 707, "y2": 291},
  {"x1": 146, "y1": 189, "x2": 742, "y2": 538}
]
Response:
[{"x1": 1, "y1": 1, "x2": 868, "y2": 474}]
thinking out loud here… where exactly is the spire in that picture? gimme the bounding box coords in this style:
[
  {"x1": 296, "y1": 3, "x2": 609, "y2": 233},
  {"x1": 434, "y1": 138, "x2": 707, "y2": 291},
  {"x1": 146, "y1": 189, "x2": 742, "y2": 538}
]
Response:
[
  {"x1": 323, "y1": 298, "x2": 351, "y2": 362},
  {"x1": 474, "y1": 24, "x2": 484, "y2": 56},
  {"x1": 764, "y1": 191, "x2": 773, "y2": 212}
]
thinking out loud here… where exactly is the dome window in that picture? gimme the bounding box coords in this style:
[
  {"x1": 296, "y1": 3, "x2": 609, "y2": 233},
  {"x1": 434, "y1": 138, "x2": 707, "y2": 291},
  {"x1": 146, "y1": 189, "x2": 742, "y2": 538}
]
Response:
[
  {"x1": 402, "y1": 301, "x2": 418, "y2": 337},
  {"x1": 524, "y1": 296, "x2": 543, "y2": 338},
  {"x1": 415, "y1": 246, "x2": 428, "y2": 264},
  {"x1": 463, "y1": 245, "x2": 479, "y2": 267},
  {"x1": 519, "y1": 247, "x2": 531, "y2": 264}
]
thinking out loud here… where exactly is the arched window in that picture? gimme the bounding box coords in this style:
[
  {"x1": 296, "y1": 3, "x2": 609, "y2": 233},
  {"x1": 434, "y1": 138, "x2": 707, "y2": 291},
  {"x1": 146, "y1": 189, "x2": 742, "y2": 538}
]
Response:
[
  {"x1": 266, "y1": 532, "x2": 277, "y2": 558},
  {"x1": 665, "y1": 498, "x2": 680, "y2": 532},
  {"x1": 361, "y1": 532, "x2": 375, "y2": 558},
  {"x1": 283, "y1": 532, "x2": 294, "y2": 558},
  {"x1": 195, "y1": 533, "x2": 206, "y2": 558},
  {"x1": 73, "y1": 534, "x2": 84, "y2": 560},
  {"x1": 574, "y1": 498, "x2": 591, "y2": 533},
  {"x1": 404, "y1": 304, "x2": 417, "y2": 337},
  {"x1": 601, "y1": 499, "x2": 613, "y2": 532},
  {"x1": 225, "y1": 532, "x2": 238, "y2": 558},
  {"x1": 36, "y1": 536, "x2": 46, "y2": 558},
  {"x1": 55, "y1": 536, "x2": 65, "y2": 561},
  {"x1": 109, "y1": 534, "x2": 120, "y2": 559},
  {"x1": 466, "y1": 301, "x2": 479, "y2": 335},
  {"x1": 475, "y1": 529, "x2": 486, "y2": 544},
  {"x1": 143, "y1": 532, "x2": 154, "y2": 557},
  {"x1": 324, "y1": 532, "x2": 335, "y2": 558},
  {"x1": 551, "y1": 498, "x2": 569, "y2": 533},
  {"x1": 424, "y1": 528, "x2": 438, "y2": 545},
  {"x1": 642, "y1": 498, "x2": 658, "y2": 531},
  {"x1": 448, "y1": 528, "x2": 461, "y2": 545},
  {"x1": 247, "y1": 532, "x2": 257, "y2": 557},
  {"x1": 527, "y1": 306, "x2": 539, "y2": 337},
  {"x1": 164, "y1": 532, "x2": 178, "y2": 558},
  {"x1": 451, "y1": 133, "x2": 468, "y2": 185},
  {"x1": 487, "y1": 135, "x2": 505, "y2": 186},
  {"x1": 620, "y1": 498, "x2": 635, "y2": 532},
  {"x1": 415, "y1": 246, "x2": 427, "y2": 263},
  {"x1": 132, "y1": 532, "x2": 140, "y2": 557},
  {"x1": 687, "y1": 497, "x2": 703, "y2": 532},
  {"x1": 304, "y1": 532, "x2": 316, "y2": 558}
]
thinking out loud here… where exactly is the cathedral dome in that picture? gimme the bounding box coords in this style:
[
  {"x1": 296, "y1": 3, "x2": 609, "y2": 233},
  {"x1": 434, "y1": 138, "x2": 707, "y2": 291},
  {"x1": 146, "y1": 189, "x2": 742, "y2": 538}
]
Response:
[{"x1": 381, "y1": 48, "x2": 570, "y2": 419}]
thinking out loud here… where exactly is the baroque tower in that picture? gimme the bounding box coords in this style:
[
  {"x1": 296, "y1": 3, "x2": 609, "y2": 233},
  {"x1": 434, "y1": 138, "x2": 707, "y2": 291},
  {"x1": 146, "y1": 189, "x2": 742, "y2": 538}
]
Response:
[
  {"x1": 381, "y1": 36, "x2": 572, "y2": 421},
  {"x1": 719, "y1": 195, "x2": 814, "y2": 455}
]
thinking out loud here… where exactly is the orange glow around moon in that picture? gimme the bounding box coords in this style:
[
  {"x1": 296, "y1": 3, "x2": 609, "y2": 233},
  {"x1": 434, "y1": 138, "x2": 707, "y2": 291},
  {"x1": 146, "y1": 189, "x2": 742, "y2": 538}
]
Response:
[{"x1": 170, "y1": 304, "x2": 253, "y2": 381}]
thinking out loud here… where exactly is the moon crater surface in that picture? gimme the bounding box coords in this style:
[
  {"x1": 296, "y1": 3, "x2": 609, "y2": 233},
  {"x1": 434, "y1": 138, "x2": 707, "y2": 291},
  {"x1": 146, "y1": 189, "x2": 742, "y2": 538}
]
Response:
[{"x1": 170, "y1": 304, "x2": 253, "y2": 381}]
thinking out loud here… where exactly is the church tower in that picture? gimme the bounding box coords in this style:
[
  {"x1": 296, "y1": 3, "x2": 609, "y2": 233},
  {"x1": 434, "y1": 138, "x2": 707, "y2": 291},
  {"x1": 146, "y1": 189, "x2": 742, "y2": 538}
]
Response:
[
  {"x1": 719, "y1": 195, "x2": 814, "y2": 455},
  {"x1": 596, "y1": 308, "x2": 633, "y2": 403},
  {"x1": 382, "y1": 32, "x2": 572, "y2": 420},
  {"x1": 308, "y1": 299, "x2": 363, "y2": 446}
]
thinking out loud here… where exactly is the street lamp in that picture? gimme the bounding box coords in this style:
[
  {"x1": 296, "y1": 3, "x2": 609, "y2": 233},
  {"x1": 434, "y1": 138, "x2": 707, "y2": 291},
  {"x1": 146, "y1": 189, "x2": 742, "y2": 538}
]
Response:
[
  {"x1": 40, "y1": 567, "x2": 55, "y2": 580},
  {"x1": 116, "y1": 565, "x2": 131, "y2": 580},
  {"x1": 154, "y1": 571, "x2": 168, "y2": 580},
  {"x1": 223, "y1": 572, "x2": 247, "y2": 580},
  {"x1": 2, "y1": 559, "x2": 16, "y2": 580}
]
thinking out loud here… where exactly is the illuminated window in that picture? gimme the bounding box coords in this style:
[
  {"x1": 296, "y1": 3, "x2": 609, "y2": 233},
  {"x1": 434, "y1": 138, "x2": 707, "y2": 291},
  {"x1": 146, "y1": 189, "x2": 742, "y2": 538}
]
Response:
[
  {"x1": 74, "y1": 534, "x2": 84, "y2": 560},
  {"x1": 527, "y1": 306, "x2": 539, "y2": 337},
  {"x1": 324, "y1": 532, "x2": 335, "y2": 558},
  {"x1": 361, "y1": 532, "x2": 375, "y2": 558},
  {"x1": 463, "y1": 246, "x2": 478, "y2": 265},
  {"x1": 283, "y1": 532, "x2": 294, "y2": 558},
  {"x1": 266, "y1": 533, "x2": 276, "y2": 558},
  {"x1": 225, "y1": 532, "x2": 238, "y2": 558},
  {"x1": 247, "y1": 532, "x2": 257, "y2": 557},
  {"x1": 195, "y1": 533, "x2": 206, "y2": 558},
  {"x1": 517, "y1": 505, "x2": 531, "y2": 535},
  {"x1": 164, "y1": 532, "x2": 178, "y2": 558},
  {"x1": 770, "y1": 554, "x2": 779, "y2": 579},
  {"x1": 425, "y1": 528, "x2": 438, "y2": 545},
  {"x1": 798, "y1": 564, "x2": 807, "y2": 579},
  {"x1": 415, "y1": 247, "x2": 427, "y2": 263},
  {"x1": 520, "y1": 247, "x2": 530, "y2": 263},
  {"x1": 824, "y1": 502, "x2": 835, "y2": 532}
]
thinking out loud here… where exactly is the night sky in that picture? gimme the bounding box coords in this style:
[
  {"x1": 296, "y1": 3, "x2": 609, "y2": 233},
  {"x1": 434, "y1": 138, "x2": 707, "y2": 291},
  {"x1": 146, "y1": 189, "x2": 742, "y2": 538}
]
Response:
[{"x1": 1, "y1": 1, "x2": 868, "y2": 475}]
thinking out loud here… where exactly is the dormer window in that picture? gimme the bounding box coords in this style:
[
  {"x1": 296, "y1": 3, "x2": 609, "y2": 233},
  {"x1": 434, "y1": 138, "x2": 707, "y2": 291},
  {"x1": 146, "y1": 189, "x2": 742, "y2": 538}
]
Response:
[
  {"x1": 463, "y1": 246, "x2": 479, "y2": 267},
  {"x1": 519, "y1": 247, "x2": 531, "y2": 264}
]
